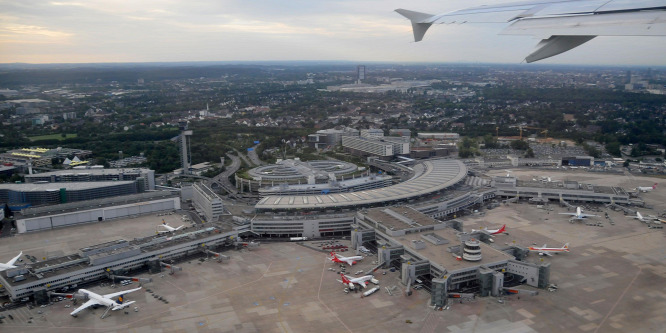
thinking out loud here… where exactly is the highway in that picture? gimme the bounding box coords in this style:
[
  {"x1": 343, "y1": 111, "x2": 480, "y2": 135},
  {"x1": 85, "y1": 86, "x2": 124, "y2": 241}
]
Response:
[
  {"x1": 246, "y1": 144, "x2": 265, "y2": 166},
  {"x1": 210, "y1": 153, "x2": 241, "y2": 197}
]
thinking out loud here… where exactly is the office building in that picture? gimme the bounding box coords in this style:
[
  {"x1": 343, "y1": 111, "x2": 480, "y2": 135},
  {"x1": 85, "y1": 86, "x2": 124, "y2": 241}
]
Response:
[{"x1": 192, "y1": 182, "x2": 224, "y2": 222}]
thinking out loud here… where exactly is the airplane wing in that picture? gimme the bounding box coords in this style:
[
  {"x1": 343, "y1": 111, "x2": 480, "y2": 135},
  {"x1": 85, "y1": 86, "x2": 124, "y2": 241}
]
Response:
[
  {"x1": 580, "y1": 213, "x2": 598, "y2": 218},
  {"x1": 542, "y1": 252, "x2": 553, "y2": 257},
  {"x1": 70, "y1": 299, "x2": 101, "y2": 316},
  {"x1": 0, "y1": 263, "x2": 16, "y2": 270},
  {"x1": 344, "y1": 259, "x2": 354, "y2": 266},
  {"x1": 103, "y1": 287, "x2": 142, "y2": 299},
  {"x1": 6, "y1": 252, "x2": 22, "y2": 266},
  {"x1": 558, "y1": 213, "x2": 577, "y2": 216},
  {"x1": 396, "y1": 0, "x2": 666, "y2": 62}
]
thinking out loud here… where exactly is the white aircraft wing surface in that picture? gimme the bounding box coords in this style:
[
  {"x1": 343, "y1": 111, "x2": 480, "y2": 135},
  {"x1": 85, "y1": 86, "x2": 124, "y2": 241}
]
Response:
[
  {"x1": 6, "y1": 252, "x2": 22, "y2": 266},
  {"x1": 103, "y1": 287, "x2": 142, "y2": 299},
  {"x1": 70, "y1": 299, "x2": 101, "y2": 316},
  {"x1": 396, "y1": 0, "x2": 666, "y2": 62}
]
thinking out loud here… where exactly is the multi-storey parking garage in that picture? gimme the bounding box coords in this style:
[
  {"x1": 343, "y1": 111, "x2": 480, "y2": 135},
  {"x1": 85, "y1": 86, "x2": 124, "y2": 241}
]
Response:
[
  {"x1": 238, "y1": 159, "x2": 360, "y2": 192},
  {"x1": 255, "y1": 159, "x2": 468, "y2": 212}
]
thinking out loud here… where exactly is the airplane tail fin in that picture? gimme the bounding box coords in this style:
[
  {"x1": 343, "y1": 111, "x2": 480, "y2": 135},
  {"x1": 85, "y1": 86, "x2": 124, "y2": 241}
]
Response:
[
  {"x1": 395, "y1": 9, "x2": 435, "y2": 42},
  {"x1": 498, "y1": 225, "x2": 506, "y2": 233},
  {"x1": 563, "y1": 243, "x2": 570, "y2": 250},
  {"x1": 654, "y1": 183, "x2": 658, "y2": 189}
]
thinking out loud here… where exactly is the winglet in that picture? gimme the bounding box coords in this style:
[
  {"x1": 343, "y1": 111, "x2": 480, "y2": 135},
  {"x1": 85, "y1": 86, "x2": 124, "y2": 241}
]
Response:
[{"x1": 395, "y1": 9, "x2": 435, "y2": 42}]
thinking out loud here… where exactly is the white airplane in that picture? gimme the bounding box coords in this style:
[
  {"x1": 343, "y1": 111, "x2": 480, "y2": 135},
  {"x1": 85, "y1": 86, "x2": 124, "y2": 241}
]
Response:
[
  {"x1": 157, "y1": 220, "x2": 184, "y2": 233},
  {"x1": 472, "y1": 224, "x2": 506, "y2": 235},
  {"x1": 541, "y1": 176, "x2": 559, "y2": 183},
  {"x1": 528, "y1": 243, "x2": 570, "y2": 256},
  {"x1": 337, "y1": 273, "x2": 373, "y2": 290},
  {"x1": 0, "y1": 251, "x2": 22, "y2": 271},
  {"x1": 634, "y1": 183, "x2": 658, "y2": 193},
  {"x1": 69, "y1": 287, "x2": 142, "y2": 317},
  {"x1": 396, "y1": 1, "x2": 666, "y2": 62},
  {"x1": 631, "y1": 211, "x2": 651, "y2": 223},
  {"x1": 328, "y1": 252, "x2": 363, "y2": 266},
  {"x1": 559, "y1": 207, "x2": 597, "y2": 220}
]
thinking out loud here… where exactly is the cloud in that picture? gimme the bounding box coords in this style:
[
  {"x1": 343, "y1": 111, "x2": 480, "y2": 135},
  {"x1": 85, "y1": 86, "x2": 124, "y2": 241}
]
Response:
[{"x1": 0, "y1": 0, "x2": 664, "y2": 65}]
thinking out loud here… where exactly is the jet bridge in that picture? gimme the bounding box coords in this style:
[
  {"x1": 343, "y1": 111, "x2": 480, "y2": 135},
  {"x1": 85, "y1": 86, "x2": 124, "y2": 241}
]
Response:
[
  {"x1": 351, "y1": 228, "x2": 376, "y2": 250},
  {"x1": 377, "y1": 245, "x2": 404, "y2": 269}
]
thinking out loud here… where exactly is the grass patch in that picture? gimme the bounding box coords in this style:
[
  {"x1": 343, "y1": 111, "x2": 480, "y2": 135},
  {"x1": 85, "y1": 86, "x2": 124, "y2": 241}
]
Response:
[{"x1": 28, "y1": 133, "x2": 78, "y2": 141}]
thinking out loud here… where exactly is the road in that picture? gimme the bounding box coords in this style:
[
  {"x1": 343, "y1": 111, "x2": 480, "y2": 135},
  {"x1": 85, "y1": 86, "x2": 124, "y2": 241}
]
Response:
[
  {"x1": 209, "y1": 153, "x2": 241, "y2": 197},
  {"x1": 246, "y1": 144, "x2": 265, "y2": 166},
  {"x1": 234, "y1": 149, "x2": 255, "y2": 168}
]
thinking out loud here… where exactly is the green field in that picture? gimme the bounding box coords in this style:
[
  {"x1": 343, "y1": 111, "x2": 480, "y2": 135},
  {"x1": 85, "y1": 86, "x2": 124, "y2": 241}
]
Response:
[{"x1": 28, "y1": 133, "x2": 78, "y2": 141}]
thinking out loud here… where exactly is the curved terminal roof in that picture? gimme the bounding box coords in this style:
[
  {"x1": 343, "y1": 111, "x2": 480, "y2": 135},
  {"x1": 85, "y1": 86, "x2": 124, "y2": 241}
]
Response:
[{"x1": 255, "y1": 159, "x2": 467, "y2": 211}]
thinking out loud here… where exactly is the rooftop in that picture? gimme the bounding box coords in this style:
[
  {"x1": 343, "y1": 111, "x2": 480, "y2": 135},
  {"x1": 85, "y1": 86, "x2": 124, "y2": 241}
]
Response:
[
  {"x1": 255, "y1": 159, "x2": 467, "y2": 210},
  {"x1": 394, "y1": 228, "x2": 513, "y2": 271},
  {"x1": 363, "y1": 206, "x2": 439, "y2": 231}
]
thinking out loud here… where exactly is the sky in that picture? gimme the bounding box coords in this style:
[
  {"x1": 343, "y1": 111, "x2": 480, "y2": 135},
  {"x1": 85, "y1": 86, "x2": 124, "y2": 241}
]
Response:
[{"x1": 1, "y1": 0, "x2": 665, "y2": 65}]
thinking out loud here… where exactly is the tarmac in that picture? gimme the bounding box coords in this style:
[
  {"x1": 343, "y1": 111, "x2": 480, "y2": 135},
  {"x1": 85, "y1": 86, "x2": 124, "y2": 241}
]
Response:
[{"x1": 0, "y1": 169, "x2": 665, "y2": 332}]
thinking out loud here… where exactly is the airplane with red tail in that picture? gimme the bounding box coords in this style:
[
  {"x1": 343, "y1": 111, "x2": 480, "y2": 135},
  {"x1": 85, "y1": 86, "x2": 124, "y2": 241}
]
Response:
[
  {"x1": 328, "y1": 252, "x2": 363, "y2": 266},
  {"x1": 472, "y1": 224, "x2": 506, "y2": 235},
  {"x1": 337, "y1": 273, "x2": 373, "y2": 290}
]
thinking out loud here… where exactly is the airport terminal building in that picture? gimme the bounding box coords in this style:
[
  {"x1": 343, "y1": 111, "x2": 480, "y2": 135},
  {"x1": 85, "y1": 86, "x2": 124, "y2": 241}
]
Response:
[
  {"x1": 352, "y1": 207, "x2": 550, "y2": 307},
  {"x1": 492, "y1": 176, "x2": 636, "y2": 205},
  {"x1": 0, "y1": 225, "x2": 240, "y2": 301}
]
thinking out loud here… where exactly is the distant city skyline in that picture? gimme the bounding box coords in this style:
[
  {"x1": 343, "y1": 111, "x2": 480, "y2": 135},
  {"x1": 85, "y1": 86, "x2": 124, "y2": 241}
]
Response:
[{"x1": 2, "y1": 0, "x2": 666, "y2": 66}]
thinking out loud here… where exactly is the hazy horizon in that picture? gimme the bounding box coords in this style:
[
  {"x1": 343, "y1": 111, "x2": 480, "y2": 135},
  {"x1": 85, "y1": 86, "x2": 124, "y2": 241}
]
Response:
[{"x1": 2, "y1": 0, "x2": 666, "y2": 66}]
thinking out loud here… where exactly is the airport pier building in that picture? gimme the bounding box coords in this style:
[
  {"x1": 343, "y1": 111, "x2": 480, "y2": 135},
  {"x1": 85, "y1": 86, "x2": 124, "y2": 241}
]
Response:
[
  {"x1": 0, "y1": 225, "x2": 241, "y2": 302},
  {"x1": 492, "y1": 176, "x2": 636, "y2": 205},
  {"x1": 352, "y1": 207, "x2": 550, "y2": 307}
]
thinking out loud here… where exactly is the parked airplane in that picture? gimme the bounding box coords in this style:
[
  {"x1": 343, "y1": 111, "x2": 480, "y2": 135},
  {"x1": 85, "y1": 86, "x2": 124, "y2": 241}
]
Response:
[
  {"x1": 472, "y1": 225, "x2": 506, "y2": 235},
  {"x1": 157, "y1": 220, "x2": 184, "y2": 233},
  {"x1": 635, "y1": 183, "x2": 658, "y2": 193},
  {"x1": 396, "y1": 0, "x2": 666, "y2": 63},
  {"x1": 540, "y1": 176, "x2": 559, "y2": 183},
  {"x1": 559, "y1": 207, "x2": 597, "y2": 220},
  {"x1": 69, "y1": 287, "x2": 142, "y2": 317},
  {"x1": 337, "y1": 273, "x2": 373, "y2": 290},
  {"x1": 0, "y1": 251, "x2": 22, "y2": 271},
  {"x1": 329, "y1": 252, "x2": 363, "y2": 266},
  {"x1": 528, "y1": 243, "x2": 570, "y2": 256},
  {"x1": 631, "y1": 211, "x2": 651, "y2": 223}
]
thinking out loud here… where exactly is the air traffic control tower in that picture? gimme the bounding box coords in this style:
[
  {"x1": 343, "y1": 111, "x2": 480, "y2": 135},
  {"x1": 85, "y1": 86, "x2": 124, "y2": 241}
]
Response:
[{"x1": 178, "y1": 121, "x2": 193, "y2": 175}]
